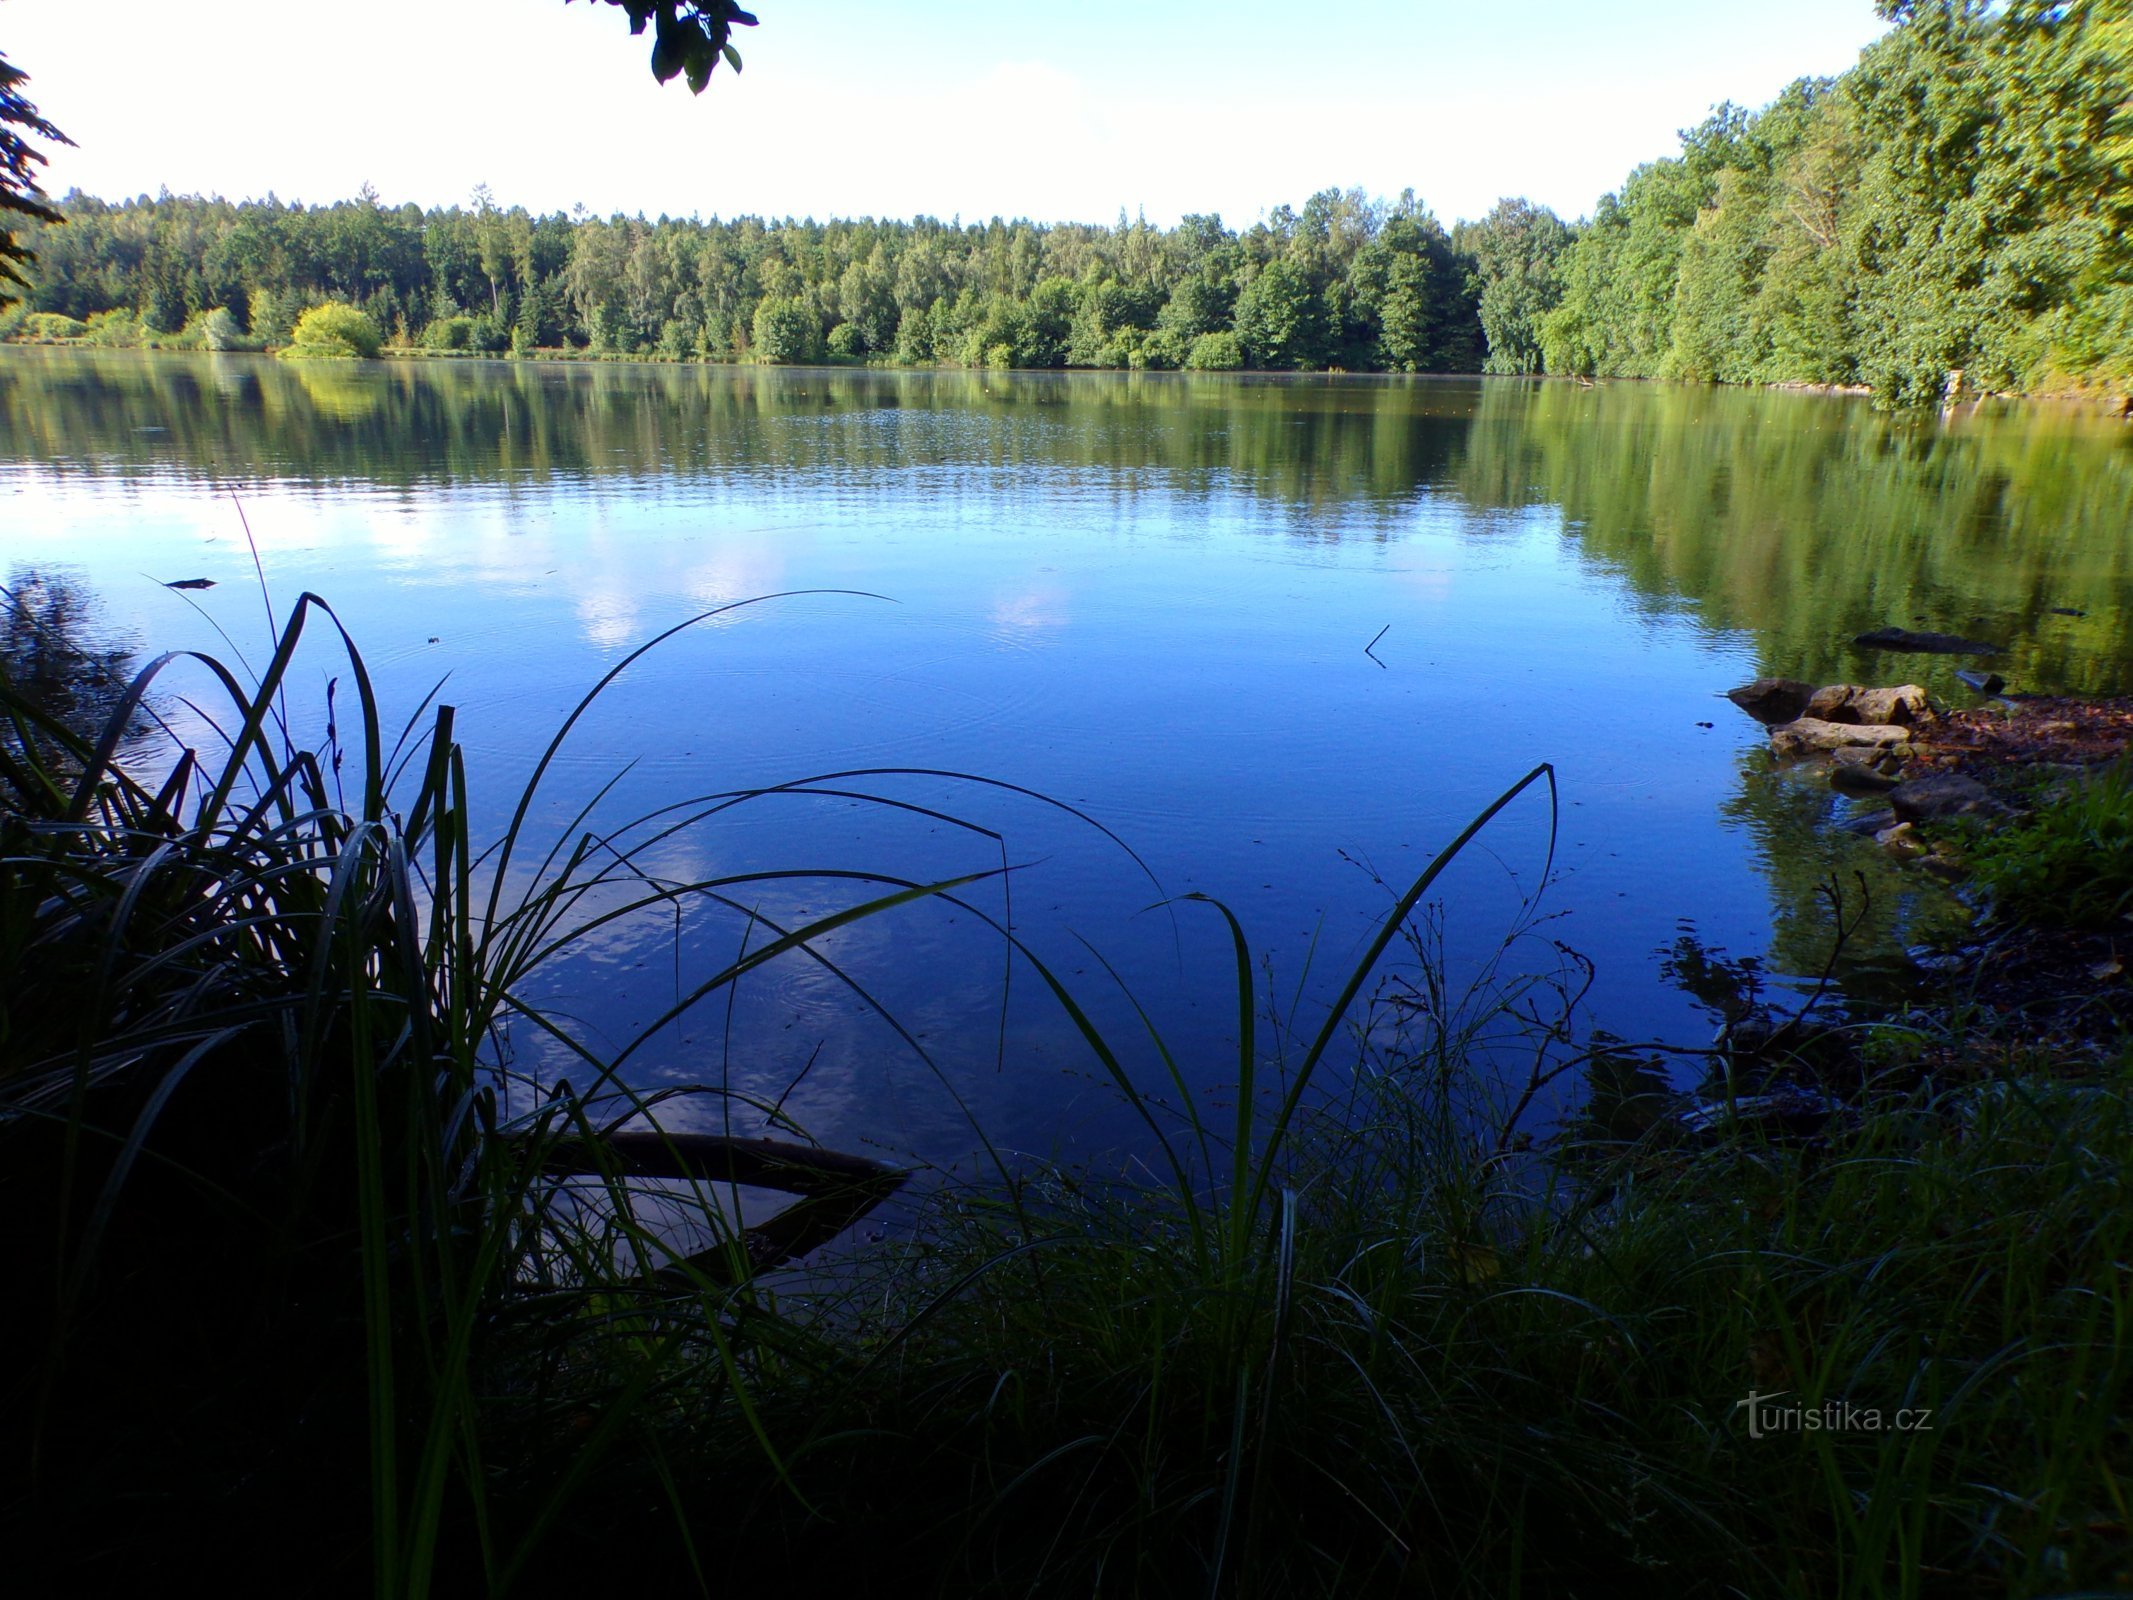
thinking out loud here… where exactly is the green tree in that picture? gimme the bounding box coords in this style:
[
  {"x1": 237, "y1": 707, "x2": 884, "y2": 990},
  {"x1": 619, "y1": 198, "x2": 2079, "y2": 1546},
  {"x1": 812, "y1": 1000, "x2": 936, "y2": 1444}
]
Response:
[
  {"x1": 751, "y1": 293, "x2": 818, "y2": 362},
  {"x1": 1232, "y1": 259, "x2": 1321, "y2": 369},
  {"x1": 1458, "y1": 198, "x2": 1572, "y2": 375},
  {"x1": 0, "y1": 51, "x2": 69, "y2": 309}
]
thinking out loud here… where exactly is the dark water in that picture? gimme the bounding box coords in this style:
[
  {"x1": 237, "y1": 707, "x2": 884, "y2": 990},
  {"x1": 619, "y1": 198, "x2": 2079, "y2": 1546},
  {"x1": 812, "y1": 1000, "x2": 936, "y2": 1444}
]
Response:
[{"x1": 5, "y1": 349, "x2": 2131, "y2": 1170}]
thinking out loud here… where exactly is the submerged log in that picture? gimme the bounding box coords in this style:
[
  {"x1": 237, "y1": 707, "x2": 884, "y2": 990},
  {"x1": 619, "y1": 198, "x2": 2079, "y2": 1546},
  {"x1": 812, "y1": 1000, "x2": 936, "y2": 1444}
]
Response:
[
  {"x1": 539, "y1": 1129, "x2": 908, "y2": 1278},
  {"x1": 1854, "y1": 626, "x2": 2002, "y2": 656}
]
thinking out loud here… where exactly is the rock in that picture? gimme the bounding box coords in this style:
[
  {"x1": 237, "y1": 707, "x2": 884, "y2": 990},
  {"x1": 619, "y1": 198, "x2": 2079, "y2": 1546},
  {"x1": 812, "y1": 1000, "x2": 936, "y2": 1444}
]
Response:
[
  {"x1": 1918, "y1": 848, "x2": 1969, "y2": 881},
  {"x1": 1725, "y1": 677, "x2": 1815, "y2": 725},
  {"x1": 1875, "y1": 821, "x2": 1928, "y2": 859},
  {"x1": 1842, "y1": 807, "x2": 1899, "y2": 835},
  {"x1": 1829, "y1": 757, "x2": 1900, "y2": 795},
  {"x1": 1854, "y1": 685, "x2": 1932, "y2": 725},
  {"x1": 1954, "y1": 668, "x2": 2007, "y2": 695},
  {"x1": 1886, "y1": 773, "x2": 2010, "y2": 822},
  {"x1": 1805, "y1": 683, "x2": 1932, "y2": 725},
  {"x1": 1854, "y1": 626, "x2": 2003, "y2": 656},
  {"x1": 1676, "y1": 1090, "x2": 1843, "y2": 1142},
  {"x1": 1906, "y1": 945, "x2": 1969, "y2": 976},
  {"x1": 1769, "y1": 718, "x2": 1913, "y2": 757}
]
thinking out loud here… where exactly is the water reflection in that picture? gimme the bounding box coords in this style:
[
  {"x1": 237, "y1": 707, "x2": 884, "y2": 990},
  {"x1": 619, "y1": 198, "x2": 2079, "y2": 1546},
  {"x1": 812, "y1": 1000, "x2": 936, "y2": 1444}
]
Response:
[
  {"x1": 0, "y1": 567, "x2": 139, "y2": 750},
  {"x1": 2, "y1": 350, "x2": 2129, "y2": 1168}
]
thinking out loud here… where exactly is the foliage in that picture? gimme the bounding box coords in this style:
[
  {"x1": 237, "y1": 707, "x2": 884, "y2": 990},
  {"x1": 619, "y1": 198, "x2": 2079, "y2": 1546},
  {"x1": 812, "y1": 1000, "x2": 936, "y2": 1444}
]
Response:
[
  {"x1": 422, "y1": 312, "x2": 478, "y2": 351},
  {"x1": 0, "y1": 50, "x2": 70, "y2": 309},
  {"x1": 751, "y1": 292, "x2": 819, "y2": 363},
  {"x1": 183, "y1": 304, "x2": 242, "y2": 350},
  {"x1": 1185, "y1": 329, "x2": 1245, "y2": 370},
  {"x1": 1, "y1": 186, "x2": 1494, "y2": 377},
  {"x1": 0, "y1": 581, "x2": 1013, "y2": 1593},
  {"x1": 1233, "y1": 258, "x2": 1321, "y2": 369},
  {"x1": 580, "y1": 0, "x2": 759, "y2": 94},
  {"x1": 1537, "y1": 3, "x2": 2133, "y2": 399},
  {"x1": 283, "y1": 300, "x2": 383, "y2": 359},
  {"x1": 19, "y1": 309, "x2": 84, "y2": 341},
  {"x1": 1457, "y1": 198, "x2": 1572, "y2": 375},
  {"x1": 1962, "y1": 759, "x2": 2133, "y2": 929}
]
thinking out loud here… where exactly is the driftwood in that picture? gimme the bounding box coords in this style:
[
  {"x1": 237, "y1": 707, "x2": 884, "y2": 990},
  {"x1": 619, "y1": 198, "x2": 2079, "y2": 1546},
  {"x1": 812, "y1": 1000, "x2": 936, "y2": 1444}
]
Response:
[{"x1": 539, "y1": 1130, "x2": 908, "y2": 1280}]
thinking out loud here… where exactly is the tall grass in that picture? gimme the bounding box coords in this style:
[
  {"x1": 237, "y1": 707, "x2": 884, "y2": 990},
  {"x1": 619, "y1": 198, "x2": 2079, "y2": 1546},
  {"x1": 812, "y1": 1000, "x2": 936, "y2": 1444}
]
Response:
[
  {"x1": 3, "y1": 582, "x2": 2127, "y2": 1597},
  {"x1": 0, "y1": 586, "x2": 1024, "y2": 1593}
]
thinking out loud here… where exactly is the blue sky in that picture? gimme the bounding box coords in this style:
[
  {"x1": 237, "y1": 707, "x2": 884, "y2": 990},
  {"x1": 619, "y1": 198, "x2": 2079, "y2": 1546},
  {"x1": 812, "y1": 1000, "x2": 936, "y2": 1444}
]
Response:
[{"x1": 5, "y1": 0, "x2": 1890, "y2": 226}]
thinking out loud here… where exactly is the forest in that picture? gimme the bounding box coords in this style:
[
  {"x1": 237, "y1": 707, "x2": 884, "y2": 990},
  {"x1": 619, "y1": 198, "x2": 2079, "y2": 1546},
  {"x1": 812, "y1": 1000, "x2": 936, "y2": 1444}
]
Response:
[{"x1": 3, "y1": 0, "x2": 2128, "y2": 402}]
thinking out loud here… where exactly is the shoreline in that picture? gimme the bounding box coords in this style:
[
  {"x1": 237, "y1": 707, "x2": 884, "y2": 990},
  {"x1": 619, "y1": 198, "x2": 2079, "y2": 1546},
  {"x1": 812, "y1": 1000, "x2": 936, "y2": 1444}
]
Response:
[{"x1": 4, "y1": 337, "x2": 2129, "y2": 411}]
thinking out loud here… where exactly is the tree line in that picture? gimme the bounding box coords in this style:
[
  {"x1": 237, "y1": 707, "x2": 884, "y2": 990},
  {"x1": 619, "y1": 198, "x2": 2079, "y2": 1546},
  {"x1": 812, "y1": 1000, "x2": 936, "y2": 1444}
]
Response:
[
  {"x1": 3, "y1": 1, "x2": 2125, "y2": 399},
  {"x1": 1502, "y1": 0, "x2": 2132, "y2": 403},
  {"x1": 0, "y1": 182, "x2": 1485, "y2": 374}
]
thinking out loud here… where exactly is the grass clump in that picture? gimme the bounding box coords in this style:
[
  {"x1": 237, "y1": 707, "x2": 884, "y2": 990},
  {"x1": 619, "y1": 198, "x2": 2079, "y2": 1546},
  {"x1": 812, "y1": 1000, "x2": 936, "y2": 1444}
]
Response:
[{"x1": 1961, "y1": 758, "x2": 2133, "y2": 930}]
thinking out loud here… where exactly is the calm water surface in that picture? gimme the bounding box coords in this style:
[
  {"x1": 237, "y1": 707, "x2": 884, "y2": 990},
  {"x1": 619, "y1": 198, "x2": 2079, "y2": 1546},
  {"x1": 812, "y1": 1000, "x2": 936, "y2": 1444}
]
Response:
[{"x1": 5, "y1": 350, "x2": 2131, "y2": 1170}]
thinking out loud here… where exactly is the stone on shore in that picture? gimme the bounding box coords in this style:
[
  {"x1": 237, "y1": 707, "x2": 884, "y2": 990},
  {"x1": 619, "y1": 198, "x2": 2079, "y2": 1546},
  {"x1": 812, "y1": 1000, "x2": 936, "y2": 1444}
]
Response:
[
  {"x1": 1829, "y1": 747, "x2": 1902, "y2": 793},
  {"x1": 1769, "y1": 718, "x2": 1913, "y2": 757},
  {"x1": 1725, "y1": 677, "x2": 1815, "y2": 725},
  {"x1": 1886, "y1": 773, "x2": 2011, "y2": 822},
  {"x1": 1875, "y1": 821, "x2": 1928, "y2": 859},
  {"x1": 1804, "y1": 683, "x2": 1933, "y2": 726}
]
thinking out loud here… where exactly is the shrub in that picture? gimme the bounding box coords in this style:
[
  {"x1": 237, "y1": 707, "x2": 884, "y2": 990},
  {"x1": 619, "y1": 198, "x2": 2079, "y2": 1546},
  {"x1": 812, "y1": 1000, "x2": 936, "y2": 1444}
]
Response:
[
  {"x1": 283, "y1": 302, "x2": 383, "y2": 360},
  {"x1": 1186, "y1": 329, "x2": 1246, "y2": 371},
  {"x1": 180, "y1": 305, "x2": 243, "y2": 351},
  {"x1": 84, "y1": 309, "x2": 145, "y2": 348},
  {"x1": 422, "y1": 314, "x2": 476, "y2": 352},
  {"x1": 19, "y1": 310, "x2": 86, "y2": 342},
  {"x1": 467, "y1": 311, "x2": 509, "y2": 353},
  {"x1": 825, "y1": 321, "x2": 864, "y2": 358},
  {"x1": 657, "y1": 317, "x2": 695, "y2": 360}
]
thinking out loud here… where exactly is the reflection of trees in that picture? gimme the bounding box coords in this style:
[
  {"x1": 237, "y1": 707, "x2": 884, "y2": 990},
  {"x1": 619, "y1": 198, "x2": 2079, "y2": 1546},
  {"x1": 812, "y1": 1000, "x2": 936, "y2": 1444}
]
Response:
[
  {"x1": 0, "y1": 351, "x2": 1478, "y2": 532},
  {"x1": 6, "y1": 352, "x2": 2128, "y2": 693},
  {"x1": 1, "y1": 568, "x2": 136, "y2": 750},
  {"x1": 1455, "y1": 382, "x2": 2133, "y2": 694}
]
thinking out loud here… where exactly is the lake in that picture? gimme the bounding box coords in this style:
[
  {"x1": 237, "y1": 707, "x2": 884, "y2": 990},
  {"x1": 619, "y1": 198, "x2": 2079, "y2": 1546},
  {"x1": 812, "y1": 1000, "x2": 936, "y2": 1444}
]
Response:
[{"x1": 4, "y1": 348, "x2": 2130, "y2": 1174}]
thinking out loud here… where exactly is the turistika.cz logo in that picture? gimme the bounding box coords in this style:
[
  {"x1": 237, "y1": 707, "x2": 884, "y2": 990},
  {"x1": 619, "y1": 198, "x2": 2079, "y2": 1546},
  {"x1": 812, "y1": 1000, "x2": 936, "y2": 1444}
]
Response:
[{"x1": 1733, "y1": 1390, "x2": 1935, "y2": 1441}]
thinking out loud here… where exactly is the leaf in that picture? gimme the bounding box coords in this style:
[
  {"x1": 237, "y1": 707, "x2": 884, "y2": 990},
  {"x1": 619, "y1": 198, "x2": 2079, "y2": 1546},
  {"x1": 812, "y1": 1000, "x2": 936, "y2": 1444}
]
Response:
[
  {"x1": 162, "y1": 578, "x2": 216, "y2": 590},
  {"x1": 2090, "y1": 956, "x2": 2124, "y2": 980},
  {"x1": 722, "y1": 43, "x2": 743, "y2": 72},
  {"x1": 685, "y1": 48, "x2": 715, "y2": 94},
  {"x1": 650, "y1": 17, "x2": 689, "y2": 83},
  {"x1": 1451, "y1": 1242, "x2": 1500, "y2": 1283}
]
